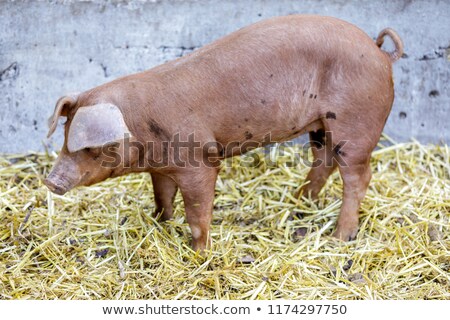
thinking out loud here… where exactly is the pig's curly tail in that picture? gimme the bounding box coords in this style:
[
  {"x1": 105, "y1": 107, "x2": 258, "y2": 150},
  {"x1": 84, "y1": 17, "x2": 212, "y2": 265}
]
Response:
[{"x1": 376, "y1": 28, "x2": 404, "y2": 63}]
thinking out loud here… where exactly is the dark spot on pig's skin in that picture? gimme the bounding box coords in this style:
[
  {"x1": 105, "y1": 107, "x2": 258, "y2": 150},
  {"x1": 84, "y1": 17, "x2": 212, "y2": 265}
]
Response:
[
  {"x1": 314, "y1": 95, "x2": 317, "y2": 99},
  {"x1": 326, "y1": 111, "x2": 337, "y2": 120},
  {"x1": 245, "y1": 131, "x2": 253, "y2": 140},
  {"x1": 291, "y1": 126, "x2": 296, "y2": 130},
  {"x1": 148, "y1": 119, "x2": 168, "y2": 139},
  {"x1": 310, "y1": 129, "x2": 325, "y2": 148},
  {"x1": 269, "y1": 74, "x2": 273, "y2": 78},
  {"x1": 244, "y1": 118, "x2": 249, "y2": 122},
  {"x1": 261, "y1": 99, "x2": 266, "y2": 104},
  {"x1": 309, "y1": 94, "x2": 314, "y2": 99},
  {"x1": 302, "y1": 90, "x2": 306, "y2": 96},
  {"x1": 333, "y1": 143, "x2": 346, "y2": 156}
]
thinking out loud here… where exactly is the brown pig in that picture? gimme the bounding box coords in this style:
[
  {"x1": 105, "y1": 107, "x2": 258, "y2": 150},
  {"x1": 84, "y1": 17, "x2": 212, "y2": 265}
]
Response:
[{"x1": 44, "y1": 15, "x2": 403, "y2": 251}]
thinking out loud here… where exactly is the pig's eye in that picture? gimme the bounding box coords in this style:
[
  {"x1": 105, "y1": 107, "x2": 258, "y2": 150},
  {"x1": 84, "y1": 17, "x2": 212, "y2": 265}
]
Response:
[{"x1": 84, "y1": 147, "x2": 102, "y2": 159}]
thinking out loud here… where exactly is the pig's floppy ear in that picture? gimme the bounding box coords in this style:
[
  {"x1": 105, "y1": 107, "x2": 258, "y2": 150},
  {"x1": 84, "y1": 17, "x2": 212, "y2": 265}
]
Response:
[
  {"x1": 67, "y1": 103, "x2": 132, "y2": 153},
  {"x1": 47, "y1": 93, "x2": 79, "y2": 138}
]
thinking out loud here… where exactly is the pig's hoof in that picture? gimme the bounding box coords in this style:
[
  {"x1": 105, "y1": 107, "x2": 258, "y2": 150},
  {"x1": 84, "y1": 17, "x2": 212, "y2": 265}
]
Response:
[
  {"x1": 191, "y1": 237, "x2": 211, "y2": 255},
  {"x1": 152, "y1": 210, "x2": 173, "y2": 222},
  {"x1": 294, "y1": 188, "x2": 319, "y2": 201},
  {"x1": 191, "y1": 244, "x2": 207, "y2": 256},
  {"x1": 332, "y1": 227, "x2": 358, "y2": 242},
  {"x1": 294, "y1": 189, "x2": 308, "y2": 199}
]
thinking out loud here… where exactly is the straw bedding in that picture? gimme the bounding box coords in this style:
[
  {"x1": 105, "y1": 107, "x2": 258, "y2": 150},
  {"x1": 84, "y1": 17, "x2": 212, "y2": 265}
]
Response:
[{"x1": 0, "y1": 138, "x2": 449, "y2": 299}]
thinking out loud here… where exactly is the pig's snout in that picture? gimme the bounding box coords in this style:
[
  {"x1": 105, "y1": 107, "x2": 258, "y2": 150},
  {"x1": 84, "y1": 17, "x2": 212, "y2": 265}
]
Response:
[
  {"x1": 44, "y1": 177, "x2": 69, "y2": 195},
  {"x1": 44, "y1": 152, "x2": 83, "y2": 195},
  {"x1": 44, "y1": 169, "x2": 81, "y2": 195}
]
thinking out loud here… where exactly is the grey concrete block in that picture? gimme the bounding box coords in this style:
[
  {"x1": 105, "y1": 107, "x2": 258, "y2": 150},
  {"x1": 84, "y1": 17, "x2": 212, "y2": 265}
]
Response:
[{"x1": 0, "y1": 0, "x2": 449, "y2": 153}]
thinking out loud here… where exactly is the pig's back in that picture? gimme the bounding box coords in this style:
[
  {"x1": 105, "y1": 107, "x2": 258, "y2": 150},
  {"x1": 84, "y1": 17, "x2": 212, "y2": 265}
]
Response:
[{"x1": 159, "y1": 15, "x2": 386, "y2": 76}]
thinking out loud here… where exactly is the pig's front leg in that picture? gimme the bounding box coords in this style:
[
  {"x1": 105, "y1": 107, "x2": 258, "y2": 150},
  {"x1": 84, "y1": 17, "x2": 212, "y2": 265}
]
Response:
[
  {"x1": 174, "y1": 167, "x2": 219, "y2": 252},
  {"x1": 151, "y1": 172, "x2": 178, "y2": 221},
  {"x1": 296, "y1": 130, "x2": 337, "y2": 200}
]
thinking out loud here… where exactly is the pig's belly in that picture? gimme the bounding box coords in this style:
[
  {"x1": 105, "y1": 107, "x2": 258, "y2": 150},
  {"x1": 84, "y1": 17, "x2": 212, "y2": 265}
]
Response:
[{"x1": 214, "y1": 102, "x2": 322, "y2": 158}]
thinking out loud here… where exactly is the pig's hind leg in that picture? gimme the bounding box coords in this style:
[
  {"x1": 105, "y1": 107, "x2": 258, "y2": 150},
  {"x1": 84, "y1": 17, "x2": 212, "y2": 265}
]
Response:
[
  {"x1": 151, "y1": 172, "x2": 178, "y2": 221},
  {"x1": 326, "y1": 121, "x2": 377, "y2": 241}
]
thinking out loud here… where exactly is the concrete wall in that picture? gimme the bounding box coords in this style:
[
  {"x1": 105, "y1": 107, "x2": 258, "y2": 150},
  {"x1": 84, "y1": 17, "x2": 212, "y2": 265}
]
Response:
[{"x1": 0, "y1": 0, "x2": 449, "y2": 153}]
